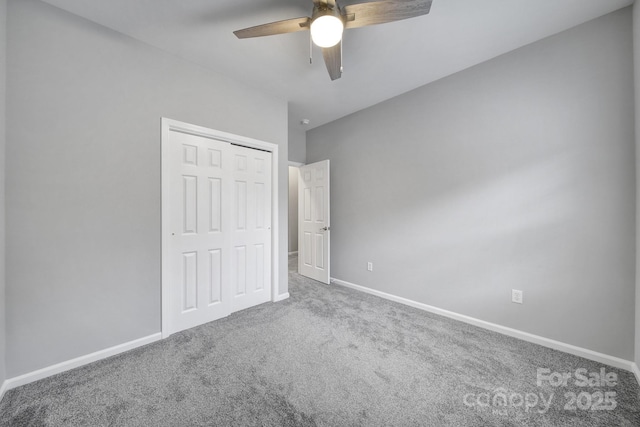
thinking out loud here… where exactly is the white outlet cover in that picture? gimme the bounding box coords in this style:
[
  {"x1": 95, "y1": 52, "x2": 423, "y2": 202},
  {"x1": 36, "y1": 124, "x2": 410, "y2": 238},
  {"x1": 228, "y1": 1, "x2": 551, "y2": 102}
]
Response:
[{"x1": 512, "y1": 289, "x2": 523, "y2": 304}]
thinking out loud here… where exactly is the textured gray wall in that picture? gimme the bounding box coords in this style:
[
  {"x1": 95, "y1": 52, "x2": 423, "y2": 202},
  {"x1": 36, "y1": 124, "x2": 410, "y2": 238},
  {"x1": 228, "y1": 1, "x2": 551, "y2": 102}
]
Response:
[
  {"x1": 287, "y1": 113, "x2": 305, "y2": 254},
  {"x1": 6, "y1": 0, "x2": 287, "y2": 377},
  {"x1": 288, "y1": 112, "x2": 307, "y2": 164},
  {"x1": 288, "y1": 167, "x2": 299, "y2": 253},
  {"x1": 308, "y1": 9, "x2": 635, "y2": 360},
  {"x1": 0, "y1": 0, "x2": 7, "y2": 387}
]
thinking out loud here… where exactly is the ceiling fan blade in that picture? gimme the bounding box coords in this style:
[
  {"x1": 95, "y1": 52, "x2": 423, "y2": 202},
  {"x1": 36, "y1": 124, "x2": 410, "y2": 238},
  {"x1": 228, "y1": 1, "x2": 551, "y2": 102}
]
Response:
[
  {"x1": 342, "y1": 0, "x2": 432, "y2": 29},
  {"x1": 234, "y1": 17, "x2": 310, "y2": 39},
  {"x1": 337, "y1": 0, "x2": 380, "y2": 7},
  {"x1": 322, "y1": 42, "x2": 342, "y2": 81}
]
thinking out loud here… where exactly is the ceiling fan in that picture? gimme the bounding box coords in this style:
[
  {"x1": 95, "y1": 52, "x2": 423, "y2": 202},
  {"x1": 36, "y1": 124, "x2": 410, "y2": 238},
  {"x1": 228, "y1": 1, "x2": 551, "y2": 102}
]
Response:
[{"x1": 234, "y1": 0, "x2": 433, "y2": 81}]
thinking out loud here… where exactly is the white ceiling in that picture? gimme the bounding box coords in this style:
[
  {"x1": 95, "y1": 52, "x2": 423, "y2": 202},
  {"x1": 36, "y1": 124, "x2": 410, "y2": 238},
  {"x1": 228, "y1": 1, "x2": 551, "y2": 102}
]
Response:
[{"x1": 40, "y1": 0, "x2": 633, "y2": 130}]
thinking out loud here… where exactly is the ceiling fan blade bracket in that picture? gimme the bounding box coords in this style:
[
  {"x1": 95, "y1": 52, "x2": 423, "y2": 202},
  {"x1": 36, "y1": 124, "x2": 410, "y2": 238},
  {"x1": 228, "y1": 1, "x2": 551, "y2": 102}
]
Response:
[{"x1": 343, "y1": 0, "x2": 432, "y2": 29}]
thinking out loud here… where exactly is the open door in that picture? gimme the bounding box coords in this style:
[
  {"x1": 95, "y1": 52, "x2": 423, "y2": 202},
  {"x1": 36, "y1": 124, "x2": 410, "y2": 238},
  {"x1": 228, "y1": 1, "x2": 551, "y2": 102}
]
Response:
[{"x1": 298, "y1": 160, "x2": 330, "y2": 284}]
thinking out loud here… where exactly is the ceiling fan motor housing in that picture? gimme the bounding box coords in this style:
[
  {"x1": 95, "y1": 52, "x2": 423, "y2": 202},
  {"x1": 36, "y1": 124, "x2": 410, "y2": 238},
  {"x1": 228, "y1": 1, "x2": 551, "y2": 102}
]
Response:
[{"x1": 312, "y1": 4, "x2": 344, "y2": 23}]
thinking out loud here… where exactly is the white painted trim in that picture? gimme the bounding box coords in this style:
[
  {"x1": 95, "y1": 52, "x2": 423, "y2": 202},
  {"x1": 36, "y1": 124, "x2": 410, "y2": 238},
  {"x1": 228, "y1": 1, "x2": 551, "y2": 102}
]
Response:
[
  {"x1": 3, "y1": 333, "x2": 162, "y2": 391},
  {"x1": 331, "y1": 277, "x2": 636, "y2": 372},
  {"x1": 288, "y1": 251, "x2": 298, "y2": 256},
  {"x1": 160, "y1": 118, "x2": 280, "y2": 338},
  {"x1": 288, "y1": 161, "x2": 304, "y2": 167},
  {"x1": 631, "y1": 363, "x2": 640, "y2": 386},
  {"x1": 273, "y1": 292, "x2": 290, "y2": 302},
  {"x1": 0, "y1": 380, "x2": 8, "y2": 403},
  {"x1": 161, "y1": 118, "x2": 172, "y2": 339},
  {"x1": 271, "y1": 145, "x2": 280, "y2": 305}
]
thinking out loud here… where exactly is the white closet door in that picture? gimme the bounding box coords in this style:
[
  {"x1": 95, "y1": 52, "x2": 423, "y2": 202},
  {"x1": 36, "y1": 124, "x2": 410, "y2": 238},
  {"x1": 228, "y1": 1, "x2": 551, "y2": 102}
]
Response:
[
  {"x1": 168, "y1": 131, "x2": 233, "y2": 334},
  {"x1": 231, "y1": 146, "x2": 273, "y2": 312}
]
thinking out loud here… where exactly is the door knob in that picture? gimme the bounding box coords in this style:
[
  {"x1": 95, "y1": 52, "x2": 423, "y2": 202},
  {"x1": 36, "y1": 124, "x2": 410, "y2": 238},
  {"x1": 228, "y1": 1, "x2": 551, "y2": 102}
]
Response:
[{"x1": 321, "y1": 226, "x2": 330, "y2": 231}]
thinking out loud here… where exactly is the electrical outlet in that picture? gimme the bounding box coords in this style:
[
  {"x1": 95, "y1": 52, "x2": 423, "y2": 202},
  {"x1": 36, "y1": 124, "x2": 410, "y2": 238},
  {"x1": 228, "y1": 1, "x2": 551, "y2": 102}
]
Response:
[
  {"x1": 367, "y1": 262, "x2": 373, "y2": 272},
  {"x1": 512, "y1": 289, "x2": 523, "y2": 304}
]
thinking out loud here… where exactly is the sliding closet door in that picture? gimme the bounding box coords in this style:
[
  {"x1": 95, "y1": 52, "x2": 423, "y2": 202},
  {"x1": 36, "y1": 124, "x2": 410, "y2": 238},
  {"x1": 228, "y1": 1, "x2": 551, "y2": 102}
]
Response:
[
  {"x1": 231, "y1": 146, "x2": 272, "y2": 312},
  {"x1": 167, "y1": 131, "x2": 233, "y2": 334},
  {"x1": 165, "y1": 129, "x2": 273, "y2": 336}
]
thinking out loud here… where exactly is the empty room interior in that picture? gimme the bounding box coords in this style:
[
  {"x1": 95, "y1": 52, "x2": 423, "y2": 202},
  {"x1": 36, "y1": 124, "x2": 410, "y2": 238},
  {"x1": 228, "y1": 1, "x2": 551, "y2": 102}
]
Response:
[{"x1": 2, "y1": 0, "x2": 640, "y2": 425}]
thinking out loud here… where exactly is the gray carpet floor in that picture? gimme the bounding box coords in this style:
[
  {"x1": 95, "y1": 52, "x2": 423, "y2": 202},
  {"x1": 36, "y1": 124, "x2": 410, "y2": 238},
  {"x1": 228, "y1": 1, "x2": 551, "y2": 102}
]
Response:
[{"x1": 1, "y1": 255, "x2": 639, "y2": 426}]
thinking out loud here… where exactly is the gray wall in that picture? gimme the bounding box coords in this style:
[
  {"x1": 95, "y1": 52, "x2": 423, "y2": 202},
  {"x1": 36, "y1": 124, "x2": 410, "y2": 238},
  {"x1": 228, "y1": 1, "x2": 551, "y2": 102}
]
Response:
[
  {"x1": 288, "y1": 112, "x2": 307, "y2": 164},
  {"x1": 288, "y1": 167, "x2": 299, "y2": 253},
  {"x1": 287, "y1": 111, "x2": 305, "y2": 254},
  {"x1": 0, "y1": 0, "x2": 7, "y2": 387},
  {"x1": 308, "y1": 8, "x2": 635, "y2": 360},
  {"x1": 634, "y1": 2, "x2": 640, "y2": 369},
  {"x1": 6, "y1": 0, "x2": 288, "y2": 377}
]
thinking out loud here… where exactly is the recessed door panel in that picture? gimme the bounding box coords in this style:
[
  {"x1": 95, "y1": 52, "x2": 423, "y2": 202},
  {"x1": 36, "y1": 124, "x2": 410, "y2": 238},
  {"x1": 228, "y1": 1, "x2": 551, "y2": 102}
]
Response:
[
  {"x1": 236, "y1": 154, "x2": 247, "y2": 172},
  {"x1": 235, "y1": 246, "x2": 247, "y2": 296},
  {"x1": 209, "y1": 249, "x2": 221, "y2": 305},
  {"x1": 255, "y1": 244, "x2": 265, "y2": 291},
  {"x1": 182, "y1": 252, "x2": 197, "y2": 312},
  {"x1": 315, "y1": 187, "x2": 324, "y2": 223},
  {"x1": 183, "y1": 144, "x2": 198, "y2": 166},
  {"x1": 235, "y1": 181, "x2": 247, "y2": 230},
  {"x1": 209, "y1": 178, "x2": 221, "y2": 233},
  {"x1": 315, "y1": 234, "x2": 325, "y2": 270},
  {"x1": 183, "y1": 176, "x2": 197, "y2": 235},
  {"x1": 255, "y1": 183, "x2": 265, "y2": 229},
  {"x1": 303, "y1": 232, "x2": 312, "y2": 266},
  {"x1": 304, "y1": 188, "x2": 312, "y2": 222},
  {"x1": 209, "y1": 149, "x2": 221, "y2": 168}
]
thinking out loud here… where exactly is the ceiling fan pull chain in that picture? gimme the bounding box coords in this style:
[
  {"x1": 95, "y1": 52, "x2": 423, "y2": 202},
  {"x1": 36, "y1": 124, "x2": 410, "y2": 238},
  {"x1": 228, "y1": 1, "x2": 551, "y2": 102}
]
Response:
[
  {"x1": 341, "y1": 35, "x2": 344, "y2": 73},
  {"x1": 309, "y1": 32, "x2": 313, "y2": 64}
]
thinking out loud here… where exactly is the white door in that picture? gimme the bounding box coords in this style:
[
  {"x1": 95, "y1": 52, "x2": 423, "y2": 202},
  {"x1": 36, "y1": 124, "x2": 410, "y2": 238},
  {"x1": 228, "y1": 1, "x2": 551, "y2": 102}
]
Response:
[
  {"x1": 166, "y1": 131, "x2": 272, "y2": 335},
  {"x1": 168, "y1": 131, "x2": 233, "y2": 334},
  {"x1": 231, "y1": 145, "x2": 272, "y2": 312},
  {"x1": 298, "y1": 160, "x2": 330, "y2": 284}
]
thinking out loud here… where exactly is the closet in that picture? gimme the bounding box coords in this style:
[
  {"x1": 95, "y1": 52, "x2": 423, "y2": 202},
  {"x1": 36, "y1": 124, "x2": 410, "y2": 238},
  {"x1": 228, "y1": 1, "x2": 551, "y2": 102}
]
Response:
[{"x1": 163, "y1": 122, "x2": 272, "y2": 335}]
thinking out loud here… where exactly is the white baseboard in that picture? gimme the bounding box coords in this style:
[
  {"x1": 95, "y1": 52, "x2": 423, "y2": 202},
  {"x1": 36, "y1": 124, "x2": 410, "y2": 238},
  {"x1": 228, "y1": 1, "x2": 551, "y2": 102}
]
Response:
[
  {"x1": 3, "y1": 333, "x2": 162, "y2": 392},
  {"x1": 0, "y1": 379, "x2": 8, "y2": 403},
  {"x1": 274, "y1": 292, "x2": 290, "y2": 302},
  {"x1": 288, "y1": 251, "x2": 298, "y2": 256},
  {"x1": 631, "y1": 363, "x2": 640, "y2": 385},
  {"x1": 331, "y1": 277, "x2": 636, "y2": 373}
]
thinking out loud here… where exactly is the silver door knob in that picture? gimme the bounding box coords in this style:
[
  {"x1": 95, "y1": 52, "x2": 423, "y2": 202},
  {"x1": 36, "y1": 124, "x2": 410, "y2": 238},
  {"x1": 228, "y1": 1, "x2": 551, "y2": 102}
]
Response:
[{"x1": 321, "y1": 226, "x2": 330, "y2": 231}]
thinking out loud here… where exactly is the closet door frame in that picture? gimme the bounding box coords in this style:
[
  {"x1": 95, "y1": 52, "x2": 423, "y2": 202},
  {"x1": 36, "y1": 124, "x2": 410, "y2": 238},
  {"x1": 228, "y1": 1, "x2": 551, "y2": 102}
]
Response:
[{"x1": 160, "y1": 118, "x2": 280, "y2": 338}]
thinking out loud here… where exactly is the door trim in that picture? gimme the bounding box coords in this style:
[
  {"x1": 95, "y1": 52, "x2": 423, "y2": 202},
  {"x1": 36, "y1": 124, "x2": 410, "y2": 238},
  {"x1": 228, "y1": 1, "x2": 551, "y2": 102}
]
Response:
[{"x1": 161, "y1": 118, "x2": 279, "y2": 339}]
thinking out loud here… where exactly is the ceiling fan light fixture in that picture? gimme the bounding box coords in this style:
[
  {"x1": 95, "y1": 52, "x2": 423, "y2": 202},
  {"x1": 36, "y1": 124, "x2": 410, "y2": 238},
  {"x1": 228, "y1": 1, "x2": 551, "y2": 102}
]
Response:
[{"x1": 310, "y1": 14, "x2": 344, "y2": 48}]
